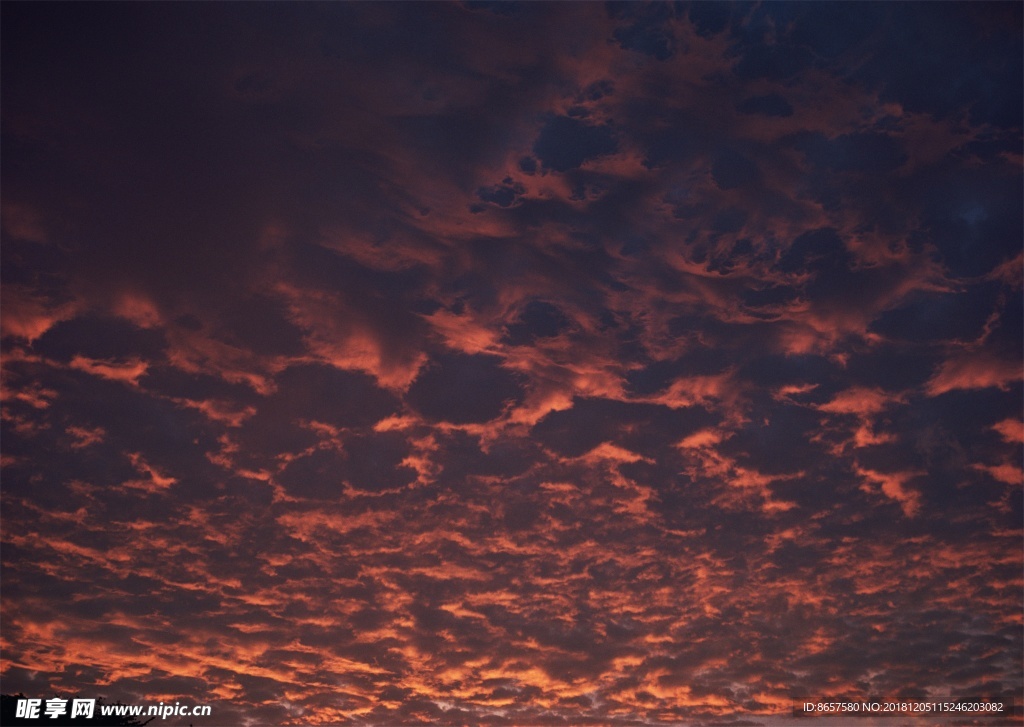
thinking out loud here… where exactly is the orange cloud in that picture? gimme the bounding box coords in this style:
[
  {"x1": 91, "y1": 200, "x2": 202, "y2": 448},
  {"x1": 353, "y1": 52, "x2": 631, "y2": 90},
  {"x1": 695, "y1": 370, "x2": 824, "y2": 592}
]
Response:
[
  {"x1": 676, "y1": 428, "x2": 726, "y2": 449},
  {"x1": 772, "y1": 383, "x2": 819, "y2": 402},
  {"x1": 172, "y1": 397, "x2": 258, "y2": 427},
  {"x1": 992, "y1": 418, "x2": 1024, "y2": 445},
  {"x1": 110, "y1": 292, "x2": 163, "y2": 329},
  {"x1": 0, "y1": 287, "x2": 80, "y2": 342},
  {"x1": 67, "y1": 424, "x2": 106, "y2": 449},
  {"x1": 69, "y1": 356, "x2": 149, "y2": 386},
  {"x1": 123, "y1": 452, "x2": 177, "y2": 492},
  {"x1": 855, "y1": 465, "x2": 924, "y2": 518},
  {"x1": 926, "y1": 354, "x2": 1021, "y2": 396},
  {"x1": 647, "y1": 371, "x2": 737, "y2": 410},
  {"x1": 817, "y1": 386, "x2": 904, "y2": 416},
  {"x1": 577, "y1": 441, "x2": 652, "y2": 466},
  {"x1": 972, "y1": 462, "x2": 1024, "y2": 486},
  {"x1": 422, "y1": 309, "x2": 503, "y2": 355}
]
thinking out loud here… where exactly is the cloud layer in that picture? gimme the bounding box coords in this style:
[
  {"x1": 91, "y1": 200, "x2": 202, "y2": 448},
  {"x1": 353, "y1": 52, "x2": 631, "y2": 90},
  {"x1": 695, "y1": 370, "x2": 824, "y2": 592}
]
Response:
[{"x1": 2, "y1": 3, "x2": 1021, "y2": 725}]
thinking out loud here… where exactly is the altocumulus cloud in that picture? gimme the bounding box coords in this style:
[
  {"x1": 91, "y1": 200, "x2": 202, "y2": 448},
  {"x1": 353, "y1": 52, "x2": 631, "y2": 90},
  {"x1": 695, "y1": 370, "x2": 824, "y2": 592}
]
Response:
[{"x1": 2, "y1": 3, "x2": 1021, "y2": 725}]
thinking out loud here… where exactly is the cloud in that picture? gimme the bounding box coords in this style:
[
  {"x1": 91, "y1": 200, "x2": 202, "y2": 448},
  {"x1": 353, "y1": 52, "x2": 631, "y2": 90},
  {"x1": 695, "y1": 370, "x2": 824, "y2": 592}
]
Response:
[
  {"x1": 1, "y1": 2, "x2": 1020, "y2": 725},
  {"x1": 855, "y1": 465, "x2": 924, "y2": 518},
  {"x1": 992, "y1": 418, "x2": 1024, "y2": 445},
  {"x1": 816, "y1": 386, "x2": 905, "y2": 416},
  {"x1": 68, "y1": 356, "x2": 148, "y2": 386},
  {"x1": 0, "y1": 287, "x2": 81, "y2": 343},
  {"x1": 926, "y1": 354, "x2": 1022, "y2": 396}
]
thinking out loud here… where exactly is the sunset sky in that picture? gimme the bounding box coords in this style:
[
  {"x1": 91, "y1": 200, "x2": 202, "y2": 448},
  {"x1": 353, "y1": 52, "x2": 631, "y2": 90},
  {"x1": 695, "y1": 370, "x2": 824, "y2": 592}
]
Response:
[{"x1": 2, "y1": 3, "x2": 1022, "y2": 725}]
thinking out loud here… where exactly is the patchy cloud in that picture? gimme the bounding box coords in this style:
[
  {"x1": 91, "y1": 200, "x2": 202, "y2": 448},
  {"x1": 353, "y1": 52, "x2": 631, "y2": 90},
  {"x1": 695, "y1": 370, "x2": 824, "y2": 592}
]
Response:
[{"x1": 2, "y1": 3, "x2": 1021, "y2": 726}]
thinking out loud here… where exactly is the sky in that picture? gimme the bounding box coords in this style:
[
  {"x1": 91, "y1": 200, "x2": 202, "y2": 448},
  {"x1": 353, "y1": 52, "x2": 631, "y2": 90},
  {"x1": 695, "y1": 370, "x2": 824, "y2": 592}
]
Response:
[{"x1": 1, "y1": 2, "x2": 1022, "y2": 726}]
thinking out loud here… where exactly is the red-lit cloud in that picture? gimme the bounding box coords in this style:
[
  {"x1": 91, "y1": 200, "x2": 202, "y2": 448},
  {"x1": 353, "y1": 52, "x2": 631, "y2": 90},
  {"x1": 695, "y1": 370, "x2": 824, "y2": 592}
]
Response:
[{"x1": 2, "y1": 3, "x2": 1021, "y2": 726}]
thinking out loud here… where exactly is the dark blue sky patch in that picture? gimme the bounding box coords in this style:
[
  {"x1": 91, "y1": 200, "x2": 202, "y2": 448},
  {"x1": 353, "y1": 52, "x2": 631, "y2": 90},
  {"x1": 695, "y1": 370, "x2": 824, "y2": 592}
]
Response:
[
  {"x1": 795, "y1": 131, "x2": 907, "y2": 175},
  {"x1": 518, "y1": 156, "x2": 538, "y2": 174},
  {"x1": 476, "y1": 179, "x2": 525, "y2": 209},
  {"x1": 291, "y1": 244, "x2": 423, "y2": 301},
  {"x1": 612, "y1": 20, "x2": 677, "y2": 61},
  {"x1": 0, "y1": 432, "x2": 136, "y2": 509},
  {"x1": 32, "y1": 315, "x2": 167, "y2": 363},
  {"x1": 639, "y1": 115, "x2": 702, "y2": 169},
  {"x1": 531, "y1": 397, "x2": 715, "y2": 459},
  {"x1": 739, "y1": 283, "x2": 799, "y2": 309},
  {"x1": 732, "y1": 42, "x2": 815, "y2": 82},
  {"x1": 625, "y1": 358, "x2": 689, "y2": 397},
  {"x1": 579, "y1": 79, "x2": 614, "y2": 102},
  {"x1": 1, "y1": 373, "x2": 226, "y2": 508},
  {"x1": 962, "y1": 134, "x2": 1024, "y2": 164},
  {"x1": 869, "y1": 289, "x2": 1001, "y2": 344},
  {"x1": 214, "y1": 295, "x2": 307, "y2": 356},
  {"x1": 776, "y1": 227, "x2": 850, "y2": 276},
  {"x1": 397, "y1": 111, "x2": 515, "y2": 176},
  {"x1": 405, "y1": 352, "x2": 522, "y2": 424},
  {"x1": 338, "y1": 431, "x2": 418, "y2": 493},
  {"x1": 266, "y1": 364, "x2": 400, "y2": 429},
  {"x1": 687, "y1": 2, "x2": 732, "y2": 38},
  {"x1": 436, "y1": 431, "x2": 537, "y2": 481},
  {"x1": 59, "y1": 375, "x2": 215, "y2": 462},
  {"x1": 0, "y1": 233, "x2": 66, "y2": 289},
  {"x1": 905, "y1": 388, "x2": 1023, "y2": 454},
  {"x1": 275, "y1": 448, "x2": 348, "y2": 500},
  {"x1": 992, "y1": 291, "x2": 1024, "y2": 356},
  {"x1": 719, "y1": 405, "x2": 829, "y2": 476},
  {"x1": 841, "y1": 346, "x2": 941, "y2": 393},
  {"x1": 850, "y1": 3, "x2": 1023, "y2": 128},
  {"x1": 533, "y1": 116, "x2": 617, "y2": 172},
  {"x1": 503, "y1": 301, "x2": 569, "y2": 346},
  {"x1": 736, "y1": 94, "x2": 793, "y2": 117},
  {"x1": 461, "y1": 1, "x2": 520, "y2": 17},
  {"x1": 138, "y1": 366, "x2": 261, "y2": 405},
  {"x1": 711, "y1": 149, "x2": 760, "y2": 190},
  {"x1": 737, "y1": 353, "x2": 837, "y2": 391},
  {"x1": 779, "y1": 2, "x2": 881, "y2": 60},
  {"x1": 914, "y1": 166, "x2": 1024, "y2": 278},
  {"x1": 234, "y1": 411, "x2": 320, "y2": 468}
]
